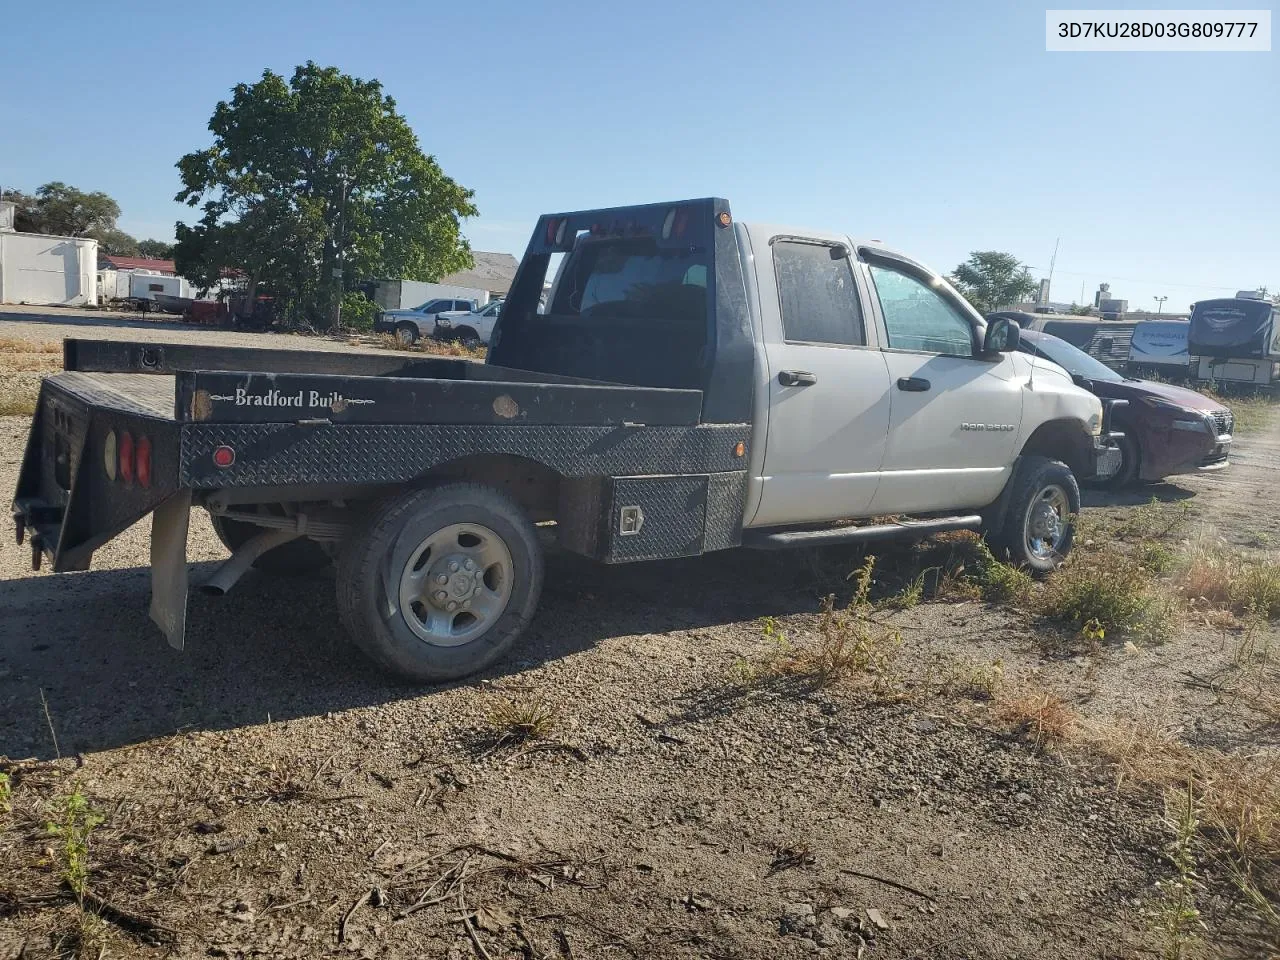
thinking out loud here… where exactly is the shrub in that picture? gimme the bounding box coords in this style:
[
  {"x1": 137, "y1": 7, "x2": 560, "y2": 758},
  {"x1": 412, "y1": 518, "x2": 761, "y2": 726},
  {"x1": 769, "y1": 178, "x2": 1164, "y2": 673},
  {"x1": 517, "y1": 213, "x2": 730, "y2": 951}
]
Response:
[{"x1": 340, "y1": 291, "x2": 379, "y2": 332}]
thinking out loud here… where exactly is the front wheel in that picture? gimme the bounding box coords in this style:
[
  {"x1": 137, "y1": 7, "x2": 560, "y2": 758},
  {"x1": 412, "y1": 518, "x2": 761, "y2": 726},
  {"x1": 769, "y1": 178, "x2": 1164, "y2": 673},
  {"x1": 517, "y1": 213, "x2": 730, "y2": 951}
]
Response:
[
  {"x1": 395, "y1": 323, "x2": 419, "y2": 346},
  {"x1": 992, "y1": 456, "x2": 1080, "y2": 572},
  {"x1": 335, "y1": 484, "x2": 544, "y2": 682}
]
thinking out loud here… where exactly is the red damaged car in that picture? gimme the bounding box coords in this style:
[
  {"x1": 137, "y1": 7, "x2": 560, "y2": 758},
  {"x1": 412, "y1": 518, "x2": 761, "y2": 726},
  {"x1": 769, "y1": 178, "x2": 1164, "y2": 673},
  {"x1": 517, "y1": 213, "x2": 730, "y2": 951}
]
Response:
[{"x1": 1017, "y1": 328, "x2": 1233, "y2": 487}]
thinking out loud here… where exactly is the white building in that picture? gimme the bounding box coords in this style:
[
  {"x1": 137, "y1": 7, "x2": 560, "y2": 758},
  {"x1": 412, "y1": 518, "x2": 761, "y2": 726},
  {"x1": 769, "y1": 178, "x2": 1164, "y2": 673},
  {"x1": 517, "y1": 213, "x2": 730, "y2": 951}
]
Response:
[{"x1": 0, "y1": 201, "x2": 99, "y2": 306}]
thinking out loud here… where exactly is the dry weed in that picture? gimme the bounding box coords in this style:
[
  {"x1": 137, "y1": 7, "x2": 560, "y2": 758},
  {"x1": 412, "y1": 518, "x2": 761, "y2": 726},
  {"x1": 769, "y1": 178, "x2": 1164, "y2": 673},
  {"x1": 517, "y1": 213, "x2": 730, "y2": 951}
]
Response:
[
  {"x1": 487, "y1": 696, "x2": 560, "y2": 743},
  {"x1": 997, "y1": 687, "x2": 1079, "y2": 748},
  {"x1": 0, "y1": 337, "x2": 59, "y2": 354},
  {"x1": 1179, "y1": 537, "x2": 1280, "y2": 620}
]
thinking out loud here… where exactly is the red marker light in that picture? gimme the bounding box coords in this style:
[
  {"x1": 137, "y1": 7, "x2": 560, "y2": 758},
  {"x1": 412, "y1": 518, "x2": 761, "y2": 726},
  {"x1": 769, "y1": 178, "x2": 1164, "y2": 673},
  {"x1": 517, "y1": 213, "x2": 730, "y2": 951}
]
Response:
[
  {"x1": 212, "y1": 445, "x2": 236, "y2": 468},
  {"x1": 118, "y1": 431, "x2": 135, "y2": 484},
  {"x1": 135, "y1": 435, "x2": 152, "y2": 489}
]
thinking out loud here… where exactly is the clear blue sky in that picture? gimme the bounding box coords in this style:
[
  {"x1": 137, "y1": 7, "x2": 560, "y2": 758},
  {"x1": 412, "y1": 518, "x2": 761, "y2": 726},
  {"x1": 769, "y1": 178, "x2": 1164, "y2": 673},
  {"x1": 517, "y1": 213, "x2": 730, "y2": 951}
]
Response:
[{"x1": 1, "y1": 0, "x2": 1275, "y2": 310}]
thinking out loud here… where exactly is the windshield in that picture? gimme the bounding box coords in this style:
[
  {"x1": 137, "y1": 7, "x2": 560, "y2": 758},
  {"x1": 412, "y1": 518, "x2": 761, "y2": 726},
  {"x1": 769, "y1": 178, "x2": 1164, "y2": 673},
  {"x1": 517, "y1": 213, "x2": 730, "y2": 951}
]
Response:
[{"x1": 1029, "y1": 332, "x2": 1123, "y2": 382}]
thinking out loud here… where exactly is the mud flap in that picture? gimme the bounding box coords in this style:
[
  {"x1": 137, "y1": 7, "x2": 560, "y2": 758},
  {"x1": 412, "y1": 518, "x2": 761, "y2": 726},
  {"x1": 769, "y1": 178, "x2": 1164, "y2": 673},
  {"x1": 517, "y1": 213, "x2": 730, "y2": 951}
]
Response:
[{"x1": 149, "y1": 490, "x2": 191, "y2": 650}]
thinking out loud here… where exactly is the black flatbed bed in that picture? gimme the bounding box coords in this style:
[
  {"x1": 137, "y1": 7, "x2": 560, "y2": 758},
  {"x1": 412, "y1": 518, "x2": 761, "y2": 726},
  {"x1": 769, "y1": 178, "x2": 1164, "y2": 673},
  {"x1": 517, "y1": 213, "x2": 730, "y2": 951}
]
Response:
[{"x1": 54, "y1": 339, "x2": 704, "y2": 427}]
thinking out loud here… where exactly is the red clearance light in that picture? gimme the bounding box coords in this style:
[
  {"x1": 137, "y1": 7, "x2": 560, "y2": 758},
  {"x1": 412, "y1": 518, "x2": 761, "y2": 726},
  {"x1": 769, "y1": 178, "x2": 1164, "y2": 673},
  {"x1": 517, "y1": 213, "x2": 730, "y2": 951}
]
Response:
[
  {"x1": 135, "y1": 435, "x2": 152, "y2": 489},
  {"x1": 118, "y1": 431, "x2": 135, "y2": 484},
  {"x1": 212, "y1": 445, "x2": 236, "y2": 468}
]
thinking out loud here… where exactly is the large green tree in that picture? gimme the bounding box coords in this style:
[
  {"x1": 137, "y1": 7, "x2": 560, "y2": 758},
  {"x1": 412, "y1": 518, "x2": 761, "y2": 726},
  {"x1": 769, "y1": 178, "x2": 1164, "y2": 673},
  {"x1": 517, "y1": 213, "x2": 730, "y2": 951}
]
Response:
[
  {"x1": 31, "y1": 182, "x2": 122, "y2": 236},
  {"x1": 950, "y1": 251, "x2": 1039, "y2": 314},
  {"x1": 174, "y1": 62, "x2": 478, "y2": 326}
]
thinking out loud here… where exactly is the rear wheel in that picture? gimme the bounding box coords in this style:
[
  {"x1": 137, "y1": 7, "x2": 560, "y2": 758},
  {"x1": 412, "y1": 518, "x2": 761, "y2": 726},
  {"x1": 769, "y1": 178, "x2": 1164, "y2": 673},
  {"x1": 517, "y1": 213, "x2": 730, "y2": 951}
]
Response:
[
  {"x1": 395, "y1": 323, "x2": 419, "y2": 346},
  {"x1": 335, "y1": 484, "x2": 544, "y2": 682},
  {"x1": 992, "y1": 456, "x2": 1079, "y2": 572},
  {"x1": 210, "y1": 510, "x2": 332, "y2": 575}
]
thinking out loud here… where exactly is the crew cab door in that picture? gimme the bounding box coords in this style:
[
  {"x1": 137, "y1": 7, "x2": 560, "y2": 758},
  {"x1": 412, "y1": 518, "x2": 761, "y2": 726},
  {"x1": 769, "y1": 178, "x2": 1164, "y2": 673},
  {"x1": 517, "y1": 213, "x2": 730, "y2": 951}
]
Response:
[
  {"x1": 748, "y1": 235, "x2": 893, "y2": 527},
  {"x1": 863, "y1": 258, "x2": 1023, "y2": 514}
]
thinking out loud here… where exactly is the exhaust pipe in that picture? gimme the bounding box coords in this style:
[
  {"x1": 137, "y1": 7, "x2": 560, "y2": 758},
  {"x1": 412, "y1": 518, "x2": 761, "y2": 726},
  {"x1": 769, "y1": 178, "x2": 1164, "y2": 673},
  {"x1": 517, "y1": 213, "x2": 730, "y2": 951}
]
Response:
[{"x1": 201, "y1": 529, "x2": 301, "y2": 596}]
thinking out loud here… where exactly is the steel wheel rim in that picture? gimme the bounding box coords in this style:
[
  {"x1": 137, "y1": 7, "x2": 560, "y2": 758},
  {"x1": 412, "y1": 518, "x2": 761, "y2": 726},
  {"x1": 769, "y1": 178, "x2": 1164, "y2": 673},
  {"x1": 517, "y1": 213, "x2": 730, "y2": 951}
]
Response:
[
  {"x1": 396, "y1": 328, "x2": 414, "y2": 345},
  {"x1": 397, "y1": 522, "x2": 514, "y2": 647},
  {"x1": 1024, "y1": 484, "x2": 1070, "y2": 560}
]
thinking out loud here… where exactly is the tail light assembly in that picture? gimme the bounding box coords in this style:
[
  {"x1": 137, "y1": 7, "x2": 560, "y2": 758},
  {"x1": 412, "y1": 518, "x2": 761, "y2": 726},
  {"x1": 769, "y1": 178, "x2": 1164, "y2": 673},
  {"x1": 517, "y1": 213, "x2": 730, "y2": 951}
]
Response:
[{"x1": 103, "y1": 429, "x2": 153, "y2": 488}]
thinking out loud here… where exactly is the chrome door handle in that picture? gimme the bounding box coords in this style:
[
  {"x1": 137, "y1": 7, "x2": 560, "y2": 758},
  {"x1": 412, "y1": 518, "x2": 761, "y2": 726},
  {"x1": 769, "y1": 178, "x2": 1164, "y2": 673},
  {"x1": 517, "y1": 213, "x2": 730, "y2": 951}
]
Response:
[{"x1": 778, "y1": 370, "x2": 817, "y2": 387}]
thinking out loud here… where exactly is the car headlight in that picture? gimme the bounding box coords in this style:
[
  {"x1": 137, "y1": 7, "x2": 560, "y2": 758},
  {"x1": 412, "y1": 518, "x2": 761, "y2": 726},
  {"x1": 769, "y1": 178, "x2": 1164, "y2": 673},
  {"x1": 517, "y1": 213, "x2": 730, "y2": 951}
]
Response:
[
  {"x1": 437, "y1": 318, "x2": 452, "y2": 327},
  {"x1": 1086, "y1": 412, "x2": 1102, "y2": 436},
  {"x1": 1171, "y1": 415, "x2": 1212, "y2": 433}
]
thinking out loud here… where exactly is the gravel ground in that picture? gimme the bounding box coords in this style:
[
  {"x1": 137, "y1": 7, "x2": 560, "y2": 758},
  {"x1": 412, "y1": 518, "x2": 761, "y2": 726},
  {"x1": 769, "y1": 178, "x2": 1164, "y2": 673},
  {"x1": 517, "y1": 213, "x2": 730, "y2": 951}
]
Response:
[
  {"x1": 0, "y1": 304, "x2": 383, "y2": 354},
  {"x1": 1, "y1": 313, "x2": 1278, "y2": 959}
]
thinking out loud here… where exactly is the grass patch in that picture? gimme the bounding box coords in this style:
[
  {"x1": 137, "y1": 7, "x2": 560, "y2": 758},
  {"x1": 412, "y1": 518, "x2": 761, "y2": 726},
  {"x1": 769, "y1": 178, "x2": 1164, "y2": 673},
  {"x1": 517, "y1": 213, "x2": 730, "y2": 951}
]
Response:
[
  {"x1": 1073, "y1": 719, "x2": 1280, "y2": 947},
  {"x1": 1038, "y1": 547, "x2": 1176, "y2": 644},
  {"x1": 0, "y1": 377, "x2": 40, "y2": 416},
  {"x1": 734, "y1": 557, "x2": 902, "y2": 692},
  {"x1": 0, "y1": 336, "x2": 59, "y2": 354},
  {"x1": 941, "y1": 658, "x2": 1005, "y2": 700},
  {"x1": 1179, "y1": 538, "x2": 1280, "y2": 620},
  {"x1": 373, "y1": 332, "x2": 486, "y2": 360}
]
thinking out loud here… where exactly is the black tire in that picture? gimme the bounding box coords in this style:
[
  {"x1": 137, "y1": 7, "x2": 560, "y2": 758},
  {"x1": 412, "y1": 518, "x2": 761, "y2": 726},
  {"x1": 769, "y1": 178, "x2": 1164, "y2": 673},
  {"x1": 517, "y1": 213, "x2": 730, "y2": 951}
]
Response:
[
  {"x1": 335, "y1": 484, "x2": 544, "y2": 683},
  {"x1": 1102, "y1": 432, "x2": 1141, "y2": 489},
  {"x1": 395, "y1": 323, "x2": 419, "y2": 346},
  {"x1": 209, "y1": 512, "x2": 332, "y2": 575},
  {"x1": 992, "y1": 456, "x2": 1080, "y2": 572},
  {"x1": 453, "y1": 326, "x2": 479, "y2": 343}
]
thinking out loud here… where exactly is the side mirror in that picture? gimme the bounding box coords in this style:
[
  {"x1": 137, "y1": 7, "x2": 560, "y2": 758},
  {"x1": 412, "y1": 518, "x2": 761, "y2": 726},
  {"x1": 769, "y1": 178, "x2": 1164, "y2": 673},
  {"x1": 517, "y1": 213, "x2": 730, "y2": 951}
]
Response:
[
  {"x1": 983, "y1": 317, "x2": 1020, "y2": 354},
  {"x1": 1073, "y1": 374, "x2": 1095, "y2": 392}
]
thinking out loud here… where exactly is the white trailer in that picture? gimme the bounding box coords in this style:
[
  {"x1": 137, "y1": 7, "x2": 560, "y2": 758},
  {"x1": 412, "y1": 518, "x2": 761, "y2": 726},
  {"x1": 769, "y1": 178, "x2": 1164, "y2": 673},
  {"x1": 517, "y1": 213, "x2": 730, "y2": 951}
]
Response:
[
  {"x1": 0, "y1": 231, "x2": 98, "y2": 306},
  {"x1": 128, "y1": 272, "x2": 192, "y2": 302},
  {"x1": 370, "y1": 279, "x2": 490, "y2": 311}
]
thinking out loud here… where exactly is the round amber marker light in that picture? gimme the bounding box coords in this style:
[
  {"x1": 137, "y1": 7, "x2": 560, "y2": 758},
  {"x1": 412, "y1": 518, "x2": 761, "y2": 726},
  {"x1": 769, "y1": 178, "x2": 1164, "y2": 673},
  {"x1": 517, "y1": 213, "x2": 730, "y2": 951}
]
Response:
[
  {"x1": 717, "y1": 211, "x2": 732, "y2": 227},
  {"x1": 734, "y1": 442, "x2": 745, "y2": 457}
]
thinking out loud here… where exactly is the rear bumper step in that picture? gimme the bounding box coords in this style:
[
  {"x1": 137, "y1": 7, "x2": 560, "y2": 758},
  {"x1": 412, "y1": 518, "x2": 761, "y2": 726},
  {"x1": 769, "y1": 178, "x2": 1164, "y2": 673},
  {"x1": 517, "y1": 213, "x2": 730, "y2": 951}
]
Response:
[{"x1": 742, "y1": 515, "x2": 983, "y2": 550}]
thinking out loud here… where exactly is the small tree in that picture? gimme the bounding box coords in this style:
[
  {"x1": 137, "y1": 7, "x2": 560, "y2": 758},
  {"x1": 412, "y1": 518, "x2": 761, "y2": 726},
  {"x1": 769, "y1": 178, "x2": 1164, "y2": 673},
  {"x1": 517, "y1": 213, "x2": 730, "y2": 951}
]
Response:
[{"x1": 950, "y1": 251, "x2": 1039, "y2": 314}]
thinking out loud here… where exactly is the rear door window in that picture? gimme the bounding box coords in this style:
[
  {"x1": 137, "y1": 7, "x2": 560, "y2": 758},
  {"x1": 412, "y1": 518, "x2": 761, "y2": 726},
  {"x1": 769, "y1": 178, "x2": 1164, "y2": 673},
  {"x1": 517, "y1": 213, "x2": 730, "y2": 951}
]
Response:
[{"x1": 772, "y1": 240, "x2": 865, "y2": 346}]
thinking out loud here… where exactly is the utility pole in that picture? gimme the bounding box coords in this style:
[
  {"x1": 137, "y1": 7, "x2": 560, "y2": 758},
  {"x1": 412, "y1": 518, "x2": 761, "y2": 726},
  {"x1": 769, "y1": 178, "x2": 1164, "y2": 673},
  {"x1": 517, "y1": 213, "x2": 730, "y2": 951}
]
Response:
[
  {"x1": 1047, "y1": 237, "x2": 1059, "y2": 302},
  {"x1": 1154, "y1": 295, "x2": 1167, "y2": 315}
]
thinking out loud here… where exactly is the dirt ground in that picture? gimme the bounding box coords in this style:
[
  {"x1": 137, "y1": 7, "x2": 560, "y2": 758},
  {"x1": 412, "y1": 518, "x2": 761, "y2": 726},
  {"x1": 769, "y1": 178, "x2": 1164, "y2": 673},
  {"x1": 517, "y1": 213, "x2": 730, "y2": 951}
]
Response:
[{"x1": 2, "y1": 314, "x2": 1278, "y2": 959}]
